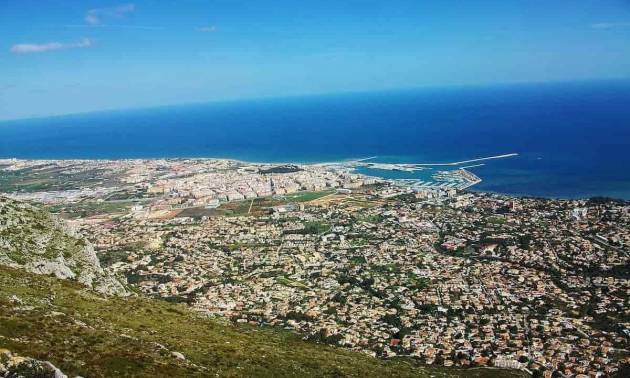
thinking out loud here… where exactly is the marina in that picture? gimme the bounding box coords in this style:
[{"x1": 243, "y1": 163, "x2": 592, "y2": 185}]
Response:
[
  {"x1": 376, "y1": 168, "x2": 482, "y2": 192},
  {"x1": 346, "y1": 155, "x2": 491, "y2": 192}
]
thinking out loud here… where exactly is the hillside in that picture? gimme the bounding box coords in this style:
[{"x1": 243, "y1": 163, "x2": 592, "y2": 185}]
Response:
[
  {"x1": 0, "y1": 197, "x2": 526, "y2": 377},
  {"x1": 1, "y1": 265, "x2": 536, "y2": 377},
  {"x1": 0, "y1": 196, "x2": 125, "y2": 296}
]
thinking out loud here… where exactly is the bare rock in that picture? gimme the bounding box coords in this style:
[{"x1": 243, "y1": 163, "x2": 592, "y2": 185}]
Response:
[
  {"x1": 171, "y1": 351, "x2": 186, "y2": 361},
  {"x1": 0, "y1": 349, "x2": 67, "y2": 378},
  {"x1": 0, "y1": 196, "x2": 128, "y2": 297}
]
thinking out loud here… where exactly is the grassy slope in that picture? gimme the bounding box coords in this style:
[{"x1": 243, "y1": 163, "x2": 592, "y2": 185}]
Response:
[
  {"x1": 0, "y1": 266, "x2": 526, "y2": 378},
  {"x1": 0, "y1": 197, "x2": 525, "y2": 378}
]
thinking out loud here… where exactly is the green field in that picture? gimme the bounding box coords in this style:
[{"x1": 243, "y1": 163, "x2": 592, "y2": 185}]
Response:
[
  {"x1": 0, "y1": 167, "x2": 120, "y2": 193},
  {"x1": 284, "y1": 190, "x2": 335, "y2": 202}
]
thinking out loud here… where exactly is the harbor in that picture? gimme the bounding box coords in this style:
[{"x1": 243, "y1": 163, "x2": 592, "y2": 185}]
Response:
[
  {"x1": 343, "y1": 154, "x2": 507, "y2": 192},
  {"x1": 390, "y1": 169, "x2": 482, "y2": 191}
]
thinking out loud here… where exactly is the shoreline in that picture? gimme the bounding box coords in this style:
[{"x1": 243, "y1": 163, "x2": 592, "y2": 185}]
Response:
[
  {"x1": 0, "y1": 152, "x2": 518, "y2": 167},
  {"x1": 2, "y1": 156, "x2": 630, "y2": 202}
]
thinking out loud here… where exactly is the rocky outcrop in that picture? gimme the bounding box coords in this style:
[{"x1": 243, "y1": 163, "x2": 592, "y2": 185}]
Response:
[
  {"x1": 0, "y1": 349, "x2": 68, "y2": 378},
  {"x1": 0, "y1": 197, "x2": 126, "y2": 296}
]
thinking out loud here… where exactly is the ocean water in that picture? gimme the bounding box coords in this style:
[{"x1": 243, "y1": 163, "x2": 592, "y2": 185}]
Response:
[{"x1": 1, "y1": 80, "x2": 630, "y2": 199}]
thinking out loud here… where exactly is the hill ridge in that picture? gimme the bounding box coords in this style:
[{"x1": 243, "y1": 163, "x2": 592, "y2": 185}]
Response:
[{"x1": 0, "y1": 196, "x2": 126, "y2": 296}]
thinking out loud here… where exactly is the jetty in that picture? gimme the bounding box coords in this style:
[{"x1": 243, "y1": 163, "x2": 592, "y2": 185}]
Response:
[{"x1": 413, "y1": 153, "x2": 518, "y2": 167}]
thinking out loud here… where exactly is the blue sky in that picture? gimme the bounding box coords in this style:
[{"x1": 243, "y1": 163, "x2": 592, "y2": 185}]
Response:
[{"x1": 1, "y1": 0, "x2": 630, "y2": 121}]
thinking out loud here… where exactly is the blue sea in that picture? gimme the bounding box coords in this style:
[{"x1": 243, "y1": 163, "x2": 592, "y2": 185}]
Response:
[{"x1": 1, "y1": 80, "x2": 630, "y2": 199}]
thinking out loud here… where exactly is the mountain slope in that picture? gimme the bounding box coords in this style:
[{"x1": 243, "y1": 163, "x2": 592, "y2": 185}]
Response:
[
  {"x1": 0, "y1": 196, "x2": 125, "y2": 296},
  {"x1": 0, "y1": 265, "x2": 530, "y2": 378}
]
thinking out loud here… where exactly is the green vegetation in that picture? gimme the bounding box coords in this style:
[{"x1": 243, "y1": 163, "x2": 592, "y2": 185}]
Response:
[
  {"x1": 1, "y1": 265, "x2": 461, "y2": 378},
  {"x1": 405, "y1": 276, "x2": 429, "y2": 291},
  {"x1": 486, "y1": 215, "x2": 507, "y2": 225},
  {"x1": 350, "y1": 237, "x2": 369, "y2": 247},
  {"x1": 349, "y1": 256, "x2": 367, "y2": 265},
  {"x1": 370, "y1": 263, "x2": 401, "y2": 275},
  {"x1": 47, "y1": 200, "x2": 140, "y2": 218},
  {"x1": 259, "y1": 165, "x2": 303, "y2": 174},
  {"x1": 0, "y1": 167, "x2": 120, "y2": 193},
  {"x1": 1, "y1": 196, "x2": 126, "y2": 296},
  {"x1": 275, "y1": 275, "x2": 309, "y2": 289},
  {"x1": 0, "y1": 169, "x2": 61, "y2": 192},
  {"x1": 285, "y1": 190, "x2": 335, "y2": 202},
  {"x1": 351, "y1": 212, "x2": 384, "y2": 224},
  {"x1": 196, "y1": 197, "x2": 283, "y2": 218},
  {"x1": 0, "y1": 198, "x2": 86, "y2": 268},
  {"x1": 283, "y1": 220, "x2": 330, "y2": 235},
  {"x1": 98, "y1": 248, "x2": 133, "y2": 268},
  {"x1": 177, "y1": 191, "x2": 334, "y2": 219},
  {"x1": 302, "y1": 221, "x2": 331, "y2": 234}
]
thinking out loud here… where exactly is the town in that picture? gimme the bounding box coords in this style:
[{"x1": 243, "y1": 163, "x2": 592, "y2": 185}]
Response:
[{"x1": 1, "y1": 158, "x2": 628, "y2": 377}]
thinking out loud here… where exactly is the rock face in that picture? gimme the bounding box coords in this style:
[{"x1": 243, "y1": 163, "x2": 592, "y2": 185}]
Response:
[{"x1": 0, "y1": 197, "x2": 126, "y2": 296}]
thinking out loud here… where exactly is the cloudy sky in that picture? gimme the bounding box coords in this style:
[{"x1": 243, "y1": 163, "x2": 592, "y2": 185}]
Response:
[{"x1": 1, "y1": 0, "x2": 630, "y2": 120}]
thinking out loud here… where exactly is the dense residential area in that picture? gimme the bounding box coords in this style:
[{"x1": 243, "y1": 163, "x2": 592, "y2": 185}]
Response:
[{"x1": 1, "y1": 159, "x2": 629, "y2": 377}]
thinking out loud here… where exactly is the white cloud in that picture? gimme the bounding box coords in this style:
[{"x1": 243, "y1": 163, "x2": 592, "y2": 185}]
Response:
[
  {"x1": 10, "y1": 38, "x2": 92, "y2": 54},
  {"x1": 85, "y1": 3, "x2": 135, "y2": 25},
  {"x1": 590, "y1": 22, "x2": 630, "y2": 29},
  {"x1": 197, "y1": 25, "x2": 217, "y2": 33},
  {"x1": 61, "y1": 23, "x2": 162, "y2": 30}
]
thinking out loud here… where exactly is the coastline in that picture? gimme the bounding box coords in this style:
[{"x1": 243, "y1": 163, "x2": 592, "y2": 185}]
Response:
[
  {"x1": 2, "y1": 82, "x2": 630, "y2": 200},
  {"x1": 2, "y1": 155, "x2": 630, "y2": 201}
]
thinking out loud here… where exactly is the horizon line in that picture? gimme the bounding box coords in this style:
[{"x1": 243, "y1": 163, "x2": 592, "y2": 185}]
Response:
[{"x1": 1, "y1": 77, "x2": 629, "y2": 124}]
